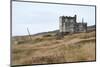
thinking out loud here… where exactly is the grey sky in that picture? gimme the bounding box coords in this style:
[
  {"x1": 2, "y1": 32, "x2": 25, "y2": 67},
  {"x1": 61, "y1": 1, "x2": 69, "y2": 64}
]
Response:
[{"x1": 12, "y1": 1, "x2": 95, "y2": 36}]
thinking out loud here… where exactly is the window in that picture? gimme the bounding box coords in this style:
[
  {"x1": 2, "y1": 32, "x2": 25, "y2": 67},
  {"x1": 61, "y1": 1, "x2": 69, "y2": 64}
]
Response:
[{"x1": 65, "y1": 19, "x2": 68, "y2": 22}]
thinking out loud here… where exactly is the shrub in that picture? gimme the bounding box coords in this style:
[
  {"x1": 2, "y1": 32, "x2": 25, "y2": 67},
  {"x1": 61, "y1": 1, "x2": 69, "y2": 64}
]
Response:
[{"x1": 43, "y1": 34, "x2": 52, "y2": 37}]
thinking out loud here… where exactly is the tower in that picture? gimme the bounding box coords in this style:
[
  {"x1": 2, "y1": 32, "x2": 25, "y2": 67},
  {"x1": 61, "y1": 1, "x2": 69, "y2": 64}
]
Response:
[{"x1": 59, "y1": 15, "x2": 77, "y2": 33}]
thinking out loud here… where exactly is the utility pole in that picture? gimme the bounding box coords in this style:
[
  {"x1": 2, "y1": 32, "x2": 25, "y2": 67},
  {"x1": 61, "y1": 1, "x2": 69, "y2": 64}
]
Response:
[{"x1": 27, "y1": 27, "x2": 32, "y2": 40}]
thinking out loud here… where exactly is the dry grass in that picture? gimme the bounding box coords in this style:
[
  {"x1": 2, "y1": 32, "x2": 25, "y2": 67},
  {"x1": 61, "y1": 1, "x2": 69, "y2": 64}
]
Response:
[{"x1": 12, "y1": 31, "x2": 96, "y2": 66}]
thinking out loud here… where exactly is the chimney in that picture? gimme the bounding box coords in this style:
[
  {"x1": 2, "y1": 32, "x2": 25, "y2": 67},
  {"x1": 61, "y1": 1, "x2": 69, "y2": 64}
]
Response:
[
  {"x1": 74, "y1": 14, "x2": 77, "y2": 23},
  {"x1": 82, "y1": 18, "x2": 84, "y2": 23}
]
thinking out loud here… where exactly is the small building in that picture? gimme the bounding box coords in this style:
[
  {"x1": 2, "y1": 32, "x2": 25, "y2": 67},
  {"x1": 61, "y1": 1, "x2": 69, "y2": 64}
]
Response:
[{"x1": 59, "y1": 15, "x2": 87, "y2": 34}]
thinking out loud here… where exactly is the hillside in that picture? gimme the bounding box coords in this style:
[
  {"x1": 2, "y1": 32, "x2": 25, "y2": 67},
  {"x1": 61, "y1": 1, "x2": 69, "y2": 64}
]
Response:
[{"x1": 12, "y1": 25, "x2": 96, "y2": 66}]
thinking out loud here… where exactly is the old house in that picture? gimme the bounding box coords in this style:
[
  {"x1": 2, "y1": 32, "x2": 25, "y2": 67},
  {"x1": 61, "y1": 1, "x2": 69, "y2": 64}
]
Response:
[{"x1": 59, "y1": 15, "x2": 87, "y2": 34}]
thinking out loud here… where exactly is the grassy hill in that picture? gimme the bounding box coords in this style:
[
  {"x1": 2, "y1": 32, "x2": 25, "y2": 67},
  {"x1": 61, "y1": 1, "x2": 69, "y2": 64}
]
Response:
[{"x1": 12, "y1": 26, "x2": 96, "y2": 66}]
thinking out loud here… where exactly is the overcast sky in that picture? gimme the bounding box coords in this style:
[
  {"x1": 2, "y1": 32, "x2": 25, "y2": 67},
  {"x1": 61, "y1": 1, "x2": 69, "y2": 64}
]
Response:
[{"x1": 12, "y1": 1, "x2": 95, "y2": 36}]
